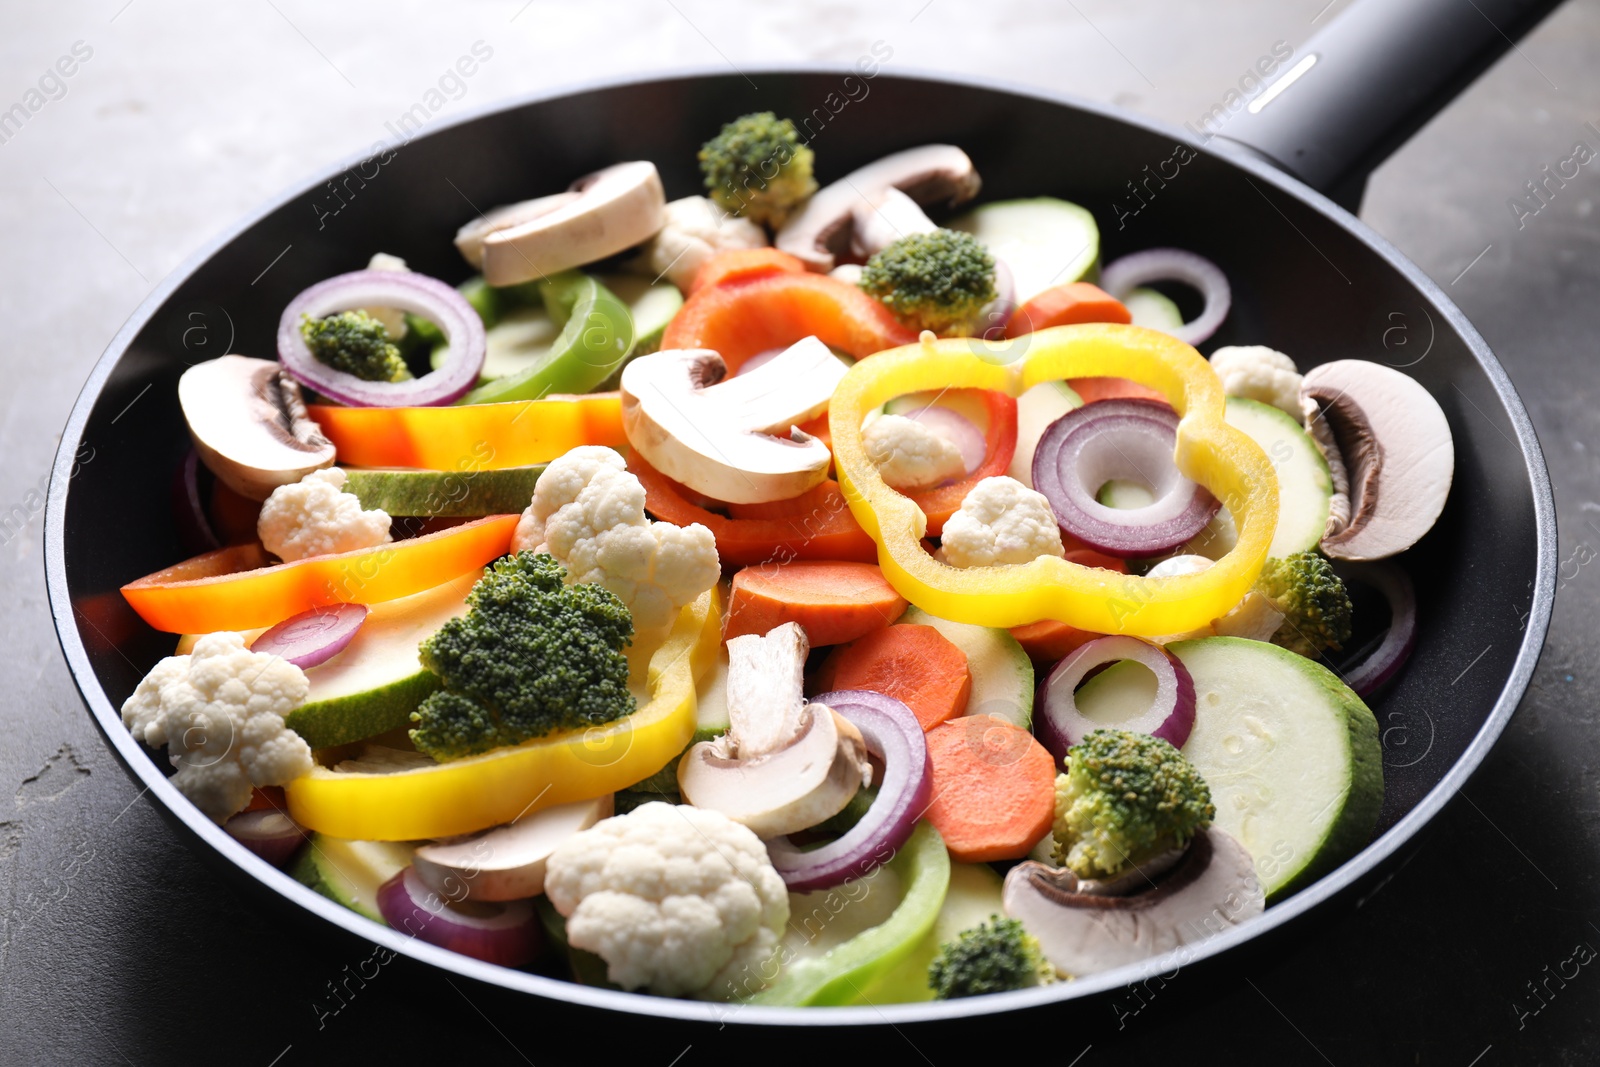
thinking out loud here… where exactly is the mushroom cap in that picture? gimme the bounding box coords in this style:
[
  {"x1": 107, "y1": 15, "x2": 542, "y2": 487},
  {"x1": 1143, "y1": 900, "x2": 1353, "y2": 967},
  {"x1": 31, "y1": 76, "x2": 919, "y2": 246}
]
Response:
[
  {"x1": 776, "y1": 145, "x2": 981, "y2": 272},
  {"x1": 1001, "y1": 829, "x2": 1264, "y2": 977},
  {"x1": 411, "y1": 794, "x2": 612, "y2": 902},
  {"x1": 1301, "y1": 360, "x2": 1454, "y2": 560},
  {"x1": 178, "y1": 355, "x2": 336, "y2": 501}
]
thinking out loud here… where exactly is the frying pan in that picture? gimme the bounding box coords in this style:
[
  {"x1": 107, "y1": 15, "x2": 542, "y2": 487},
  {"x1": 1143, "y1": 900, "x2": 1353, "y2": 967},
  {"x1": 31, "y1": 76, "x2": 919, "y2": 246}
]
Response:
[{"x1": 43, "y1": 0, "x2": 1561, "y2": 1034}]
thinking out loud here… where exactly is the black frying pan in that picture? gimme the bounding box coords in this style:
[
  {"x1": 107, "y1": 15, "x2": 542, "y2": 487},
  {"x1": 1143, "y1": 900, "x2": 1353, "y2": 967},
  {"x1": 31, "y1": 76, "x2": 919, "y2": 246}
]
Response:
[{"x1": 44, "y1": 0, "x2": 1561, "y2": 1034}]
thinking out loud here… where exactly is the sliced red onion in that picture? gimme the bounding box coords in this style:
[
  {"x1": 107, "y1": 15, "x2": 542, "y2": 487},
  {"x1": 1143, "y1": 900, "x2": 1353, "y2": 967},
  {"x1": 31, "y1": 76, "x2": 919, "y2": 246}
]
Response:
[
  {"x1": 1337, "y1": 561, "x2": 1417, "y2": 697},
  {"x1": 901, "y1": 405, "x2": 986, "y2": 474},
  {"x1": 225, "y1": 808, "x2": 307, "y2": 868},
  {"x1": 250, "y1": 603, "x2": 368, "y2": 669},
  {"x1": 1100, "y1": 248, "x2": 1231, "y2": 346},
  {"x1": 278, "y1": 270, "x2": 486, "y2": 407},
  {"x1": 1036, "y1": 635, "x2": 1196, "y2": 763},
  {"x1": 171, "y1": 449, "x2": 222, "y2": 555},
  {"x1": 377, "y1": 866, "x2": 542, "y2": 967},
  {"x1": 766, "y1": 689, "x2": 931, "y2": 892},
  {"x1": 1032, "y1": 398, "x2": 1219, "y2": 558},
  {"x1": 979, "y1": 258, "x2": 1017, "y2": 340}
]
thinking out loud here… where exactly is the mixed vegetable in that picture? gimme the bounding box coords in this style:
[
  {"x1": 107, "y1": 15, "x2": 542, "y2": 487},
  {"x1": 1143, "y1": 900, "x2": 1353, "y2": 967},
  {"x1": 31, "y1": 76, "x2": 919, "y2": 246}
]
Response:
[{"x1": 116, "y1": 110, "x2": 1455, "y2": 1005}]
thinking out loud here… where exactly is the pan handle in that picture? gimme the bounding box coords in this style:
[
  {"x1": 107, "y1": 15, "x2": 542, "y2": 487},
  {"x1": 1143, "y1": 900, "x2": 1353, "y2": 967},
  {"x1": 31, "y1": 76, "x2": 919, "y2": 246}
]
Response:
[{"x1": 1214, "y1": 0, "x2": 1565, "y2": 208}]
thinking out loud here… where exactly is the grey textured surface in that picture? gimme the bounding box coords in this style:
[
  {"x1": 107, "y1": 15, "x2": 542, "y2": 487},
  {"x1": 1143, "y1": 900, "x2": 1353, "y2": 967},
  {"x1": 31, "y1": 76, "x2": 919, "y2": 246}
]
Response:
[{"x1": 4, "y1": 0, "x2": 1599, "y2": 1063}]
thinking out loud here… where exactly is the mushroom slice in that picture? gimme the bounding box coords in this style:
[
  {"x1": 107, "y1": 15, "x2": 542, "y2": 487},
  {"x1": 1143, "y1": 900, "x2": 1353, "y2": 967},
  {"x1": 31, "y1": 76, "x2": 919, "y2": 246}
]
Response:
[
  {"x1": 776, "y1": 145, "x2": 981, "y2": 272},
  {"x1": 453, "y1": 191, "x2": 580, "y2": 270},
  {"x1": 620, "y1": 336, "x2": 847, "y2": 504},
  {"x1": 1301, "y1": 360, "x2": 1454, "y2": 560},
  {"x1": 851, "y1": 186, "x2": 941, "y2": 261},
  {"x1": 1301, "y1": 393, "x2": 1351, "y2": 538},
  {"x1": 411, "y1": 795, "x2": 612, "y2": 902},
  {"x1": 678, "y1": 623, "x2": 871, "y2": 839},
  {"x1": 1002, "y1": 829, "x2": 1264, "y2": 977},
  {"x1": 469, "y1": 161, "x2": 667, "y2": 286},
  {"x1": 179, "y1": 354, "x2": 336, "y2": 501}
]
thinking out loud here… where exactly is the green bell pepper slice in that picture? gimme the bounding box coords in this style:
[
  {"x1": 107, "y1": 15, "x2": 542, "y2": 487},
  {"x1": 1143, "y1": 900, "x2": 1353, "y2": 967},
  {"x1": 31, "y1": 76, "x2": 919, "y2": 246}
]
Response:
[
  {"x1": 751, "y1": 821, "x2": 951, "y2": 1007},
  {"x1": 458, "y1": 270, "x2": 634, "y2": 405}
]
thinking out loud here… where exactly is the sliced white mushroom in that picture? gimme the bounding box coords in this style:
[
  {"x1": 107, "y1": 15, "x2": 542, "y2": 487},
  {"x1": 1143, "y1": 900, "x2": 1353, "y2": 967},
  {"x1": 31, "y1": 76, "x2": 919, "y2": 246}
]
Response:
[
  {"x1": 678, "y1": 622, "x2": 871, "y2": 839},
  {"x1": 851, "y1": 186, "x2": 941, "y2": 261},
  {"x1": 1002, "y1": 829, "x2": 1264, "y2": 977},
  {"x1": 1301, "y1": 360, "x2": 1454, "y2": 560},
  {"x1": 179, "y1": 355, "x2": 336, "y2": 501},
  {"x1": 411, "y1": 795, "x2": 612, "y2": 902},
  {"x1": 464, "y1": 161, "x2": 667, "y2": 286},
  {"x1": 454, "y1": 191, "x2": 580, "y2": 268},
  {"x1": 776, "y1": 145, "x2": 981, "y2": 272},
  {"x1": 1301, "y1": 393, "x2": 1352, "y2": 538},
  {"x1": 620, "y1": 336, "x2": 848, "y2": 504}
]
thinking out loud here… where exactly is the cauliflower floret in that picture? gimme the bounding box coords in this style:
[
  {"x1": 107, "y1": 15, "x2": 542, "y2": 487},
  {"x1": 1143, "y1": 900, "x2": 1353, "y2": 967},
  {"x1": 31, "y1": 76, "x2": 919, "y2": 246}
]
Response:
[
  {"x1": 120, "y1": 632, "x2": 312, "y2": 823},
  {"x1": 545, "y1": 802, "x2": 789, "y2": 998},
  {"x1": 864, "y1": 414, "x2": 966, "y2": 490},
  {"x1": 257, "y1": 467, "x2": 392, "y2": 562},
  {"x1": 511, "y1": 446, "x2": 719, "y2": 632},
  {"x1": 940, "y1": 476, "x2": 1064, "y2": 568},
  {"x1": 1209, "y1": 345, "x2": 1303, "y2": 420},
  {"x1": 636, "y1": 196, "x2": 767, "y2": 291},
  {"x1": 363, "y1": 251, "x2": 410, "y2": 338}
]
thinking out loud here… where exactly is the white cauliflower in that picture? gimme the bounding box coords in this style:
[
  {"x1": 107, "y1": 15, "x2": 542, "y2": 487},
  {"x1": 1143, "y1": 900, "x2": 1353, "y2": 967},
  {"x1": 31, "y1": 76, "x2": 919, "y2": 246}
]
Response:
[
  {"x1": 545, "y1": 802, "x2": 790, "y2": 998},
  {"x1": 511, "y1": 446, "x2": 719, "y2": 632},
  {"x1": 363, "y1": 251, "x2": 410, "y2": 338},
  {"x1": 257, "y1": 467, "x2": 392, "y2": 562},
  {"x1": 120, "y1": 632, "x2": 312, "y2": 823},
  {"x1": 1209, "y1": 345, "x2": 1303, "y2": 420},
  {"x1": 864, "y1": 414, "x2": 966, "y2": 490},
  {"x1": 635, "y1": 196, "x2": 767, "y2": 291},
  {"x1": 940, "y1": 476, "x2": 1064, "y2": 568}
]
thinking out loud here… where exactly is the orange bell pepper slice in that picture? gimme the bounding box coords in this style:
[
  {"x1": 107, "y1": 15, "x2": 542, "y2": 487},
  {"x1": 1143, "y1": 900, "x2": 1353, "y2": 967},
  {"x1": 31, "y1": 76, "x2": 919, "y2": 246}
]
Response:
[
  {"x1": 688, "y1": 248, "x2": 806, "y2": 294},
  {"x1": 631, "y1": 455, "x2": 877, "y2": 567},
  {"x1": 660, "y1": 270, "x2": 917, "y2": 374},
  {"x1": 121, "y1": 515, "x2": 517, "y2": 633},
  {"x1": 307, "y1": 394, "x2": 625, "y2": 471}
]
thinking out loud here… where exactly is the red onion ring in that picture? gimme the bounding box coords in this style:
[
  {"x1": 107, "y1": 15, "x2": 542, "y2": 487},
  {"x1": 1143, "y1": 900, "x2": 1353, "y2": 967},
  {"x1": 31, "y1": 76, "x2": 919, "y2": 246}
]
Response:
[
  {"x1": 1036, "y1": 635, "x2": 1197, "y2": 763},
  {"x1": 979, "y1": 258, "x2": 1017, "y2": 340},
  {"x1": 765, "y1": 689, "x2": 931, "y2": 892},
  {"x1": 1031, "y1": 398, "x2": 1219, "y2": 558},
  {"x1": 377, "y1": 866, "x2": 542, "y2": 967},
  {"x1": 1100, "y1": 248, "x2": 1231, "y2": 346},
  {"x1": 1336, "y1": 561, "x2": 1417, "y2": 697},
  {"x1": 250, "y1": 602, "x2": 368, "y2": 669},
  {"x1": 278, "y1": 270, "x2": 486, "y2": 407},
  {"x1": 225, "y1": 809, "x2": 306, "y2": 868},
  {"x1": 170, "y1": 449, "x2": 222, "y2": 555},
  {"x1": 901, "y1": 405, "x2": 986, "y2": 475}
]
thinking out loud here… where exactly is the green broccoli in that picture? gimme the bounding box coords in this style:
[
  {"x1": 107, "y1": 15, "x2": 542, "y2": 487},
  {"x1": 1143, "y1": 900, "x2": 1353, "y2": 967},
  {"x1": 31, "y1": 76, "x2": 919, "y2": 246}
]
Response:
[
  {"x1": 928, "y1": 916, "x2": 1053, "y2": 999},
  {"x1": 1053, "y1": 728, "x2": 1214, "y2": 880},
  {"x1": 300, "y1": 310, "x2": 411, "y2": 383},
  {"x1": 858, "y1": 228, "x2": 997, "y2": 336},
  {"x1": 1255, "y1": 550, "x2": 1353, "y2": 659},
  {"x1": 698, "y1": 112, "x2": 818, "y2": 227},
  {"x1": 410, "y1": 552, "x2": 635, "y2": 760}
]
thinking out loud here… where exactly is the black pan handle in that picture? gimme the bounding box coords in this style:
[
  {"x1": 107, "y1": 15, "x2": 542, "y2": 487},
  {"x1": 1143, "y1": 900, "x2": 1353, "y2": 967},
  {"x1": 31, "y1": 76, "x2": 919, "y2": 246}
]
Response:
[{"x1": 1215, "y1": 0, "x2": 1565, "y2": 208}]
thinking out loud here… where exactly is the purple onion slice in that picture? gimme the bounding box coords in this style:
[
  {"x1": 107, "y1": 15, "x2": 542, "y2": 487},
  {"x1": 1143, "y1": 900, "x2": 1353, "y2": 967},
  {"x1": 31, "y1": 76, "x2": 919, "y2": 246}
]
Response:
[
  {"x1": 1337, "y1": 561, "x2": 1418, "y2": 697},
  {"x1": 377, "y1": 866, "x2": 542, "y2": 967},
  {"x1": 225, "y1": 808, "x2": 306, "y2": 868},
  {"x1": 250, "y1": 602, "x2": 368, "y2": 669},
  {"x1": 1036, "y1": 635, "x2": 1197, "y2": 764},
  {"x1": 1100, "y1": 248, "x2": 1231, "y2": 346}
]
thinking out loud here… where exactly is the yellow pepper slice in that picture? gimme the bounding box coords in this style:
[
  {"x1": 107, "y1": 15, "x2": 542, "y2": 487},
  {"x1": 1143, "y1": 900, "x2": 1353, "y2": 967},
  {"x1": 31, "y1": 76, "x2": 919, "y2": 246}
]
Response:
[
  {"x1": 829, "y1": 324, "x2": 1277, "y2": 637},
  {"x1": 285, "y1": 586, "x2": 722, "y2": 840}
]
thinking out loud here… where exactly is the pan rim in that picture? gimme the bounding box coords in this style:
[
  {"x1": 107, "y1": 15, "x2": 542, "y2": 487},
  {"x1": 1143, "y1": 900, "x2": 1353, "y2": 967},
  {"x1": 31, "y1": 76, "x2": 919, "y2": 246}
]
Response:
[{"x1": 43, "y1": 61, "x2": 1558, "y2": 1027}]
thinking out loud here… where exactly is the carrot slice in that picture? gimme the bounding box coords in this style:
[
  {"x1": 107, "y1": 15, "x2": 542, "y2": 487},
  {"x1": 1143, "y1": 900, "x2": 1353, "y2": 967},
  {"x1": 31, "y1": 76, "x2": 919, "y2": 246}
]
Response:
[
  {"x1": 1005, "y1": 282, "x2": 1131, "y2": 338},
  {"x1": 820, "y1": 624, "x2": 971, "y2": 732},
  {"x1": 1066, "y1": 376, "x2": 1166, "y2": 404},
  {"x1": 632, "y1": 455, "x2": 877, "y2": 566},
  {"x1": 689, "y1": 248, "x2": 807, "y2": 295},
  {"x1": 725, "y1": 561, "x2": 906, "y2": 646},
  {"x1": 923, "y1": 715, "x2": 1056, "y2": 862},
  {"x1": 661, "y1": 270, "x2": 917, "y2": 374},
  {"x1": 1009, "y1": 548, "x2": 1128, "y2": 663}
]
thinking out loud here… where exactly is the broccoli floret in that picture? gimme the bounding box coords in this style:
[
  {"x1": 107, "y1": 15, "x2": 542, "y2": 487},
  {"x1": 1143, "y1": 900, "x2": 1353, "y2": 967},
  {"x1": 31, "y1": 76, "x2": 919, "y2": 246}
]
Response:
[
  {"x1": 858, "y1": 228, "x2": 997, "y2": 336},
  {"x1": 300, "y1": 310, "x2": 411, "y2": 383},
  {"x1": 698, "y1": 112, "x2": 818, "y2": 227},
  {"x1": 1255, "y1": 550, "x2": 1353, "y2": 659},
  {"x1": 928, "y1": 916, "x2": 1052, "y2": 999},
  {"x1": 1052, "y1": 728, "x2": 1214, "y2": 880},
  {"x1": 410, "y1": 552, "x2": 635, "y2": 760}
]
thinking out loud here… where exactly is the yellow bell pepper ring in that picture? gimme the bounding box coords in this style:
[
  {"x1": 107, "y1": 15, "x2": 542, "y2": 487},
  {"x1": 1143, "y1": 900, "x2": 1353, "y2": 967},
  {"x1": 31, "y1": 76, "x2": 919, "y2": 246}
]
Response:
[
  {"x1": 285, "y1": 586, "x2": 722, "y2": 841},
  {"x1": 829, "y1": 324, "x2": 1277, "y2": 637}
]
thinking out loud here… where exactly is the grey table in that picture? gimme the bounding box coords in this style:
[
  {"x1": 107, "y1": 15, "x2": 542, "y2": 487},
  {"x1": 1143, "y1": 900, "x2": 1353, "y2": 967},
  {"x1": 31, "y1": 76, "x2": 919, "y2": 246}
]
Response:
[{"x1": 4, "y1": 1, "x2": 1598, "y2": 1062}]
